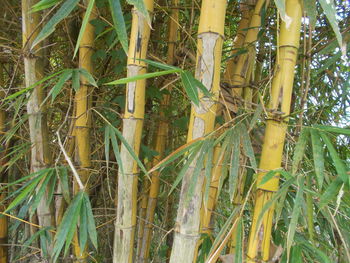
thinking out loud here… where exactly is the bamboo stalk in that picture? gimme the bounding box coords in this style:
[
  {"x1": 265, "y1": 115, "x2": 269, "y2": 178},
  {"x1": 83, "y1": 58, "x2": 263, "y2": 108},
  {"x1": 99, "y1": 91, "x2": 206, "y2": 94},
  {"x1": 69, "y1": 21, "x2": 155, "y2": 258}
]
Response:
[
  {"x1": 227, "y1": 0, "x2": 266, "y2": 99},
  {"x1": 113, "y1": 1, "x2": 154, "y2": 262},
  {"x1": 73, "y1": 0, "x2": 97, "y2": 261},
  {"x1": 246, "y1": 0, "x2": 302, "y2": 261},
  {"x1": 22, "y1": 0, "x2": 55, "y2": 255},
  {"x1": 137, "y1": 1, "x2": 179, "y2": 261},
  {"x1": 0, "y1": 63, "x2": 7, "y2": 263},
  {"x1": 169, "y1": 1, "x2": 227, "y2": 262}
]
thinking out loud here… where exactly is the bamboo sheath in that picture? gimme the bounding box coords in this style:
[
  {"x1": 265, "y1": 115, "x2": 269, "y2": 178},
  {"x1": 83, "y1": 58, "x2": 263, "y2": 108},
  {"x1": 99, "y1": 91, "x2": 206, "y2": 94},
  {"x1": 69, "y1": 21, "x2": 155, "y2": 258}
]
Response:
[
  {"x1": 72, "y1": 0, "x2": 97, "y2": 260},
  {"x1": 0, "y1": 64, "x2": 7, "y2": 263},
  {"x1": 22, "y1": 0, "x2": 54, "y2": 248},
  {"x1": 137, "y1": 1, "x2": 179, "y2": 261},
  {"x1": 246, "y1": 0, "x2": 302, "y2": 261},
  {"x1": 169, "y1": 1, "x2": 227, "y2": 262},
  {"x1": 113, "y1": 1, "x2": 154, "y2": 262}
]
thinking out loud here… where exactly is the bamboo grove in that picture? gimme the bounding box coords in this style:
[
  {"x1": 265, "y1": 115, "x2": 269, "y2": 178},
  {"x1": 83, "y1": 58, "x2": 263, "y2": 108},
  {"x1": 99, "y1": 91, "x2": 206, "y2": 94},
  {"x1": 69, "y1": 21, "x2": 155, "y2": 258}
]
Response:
[{"x1": 0, "y1": 0, "x2": 349, "y2": 262}]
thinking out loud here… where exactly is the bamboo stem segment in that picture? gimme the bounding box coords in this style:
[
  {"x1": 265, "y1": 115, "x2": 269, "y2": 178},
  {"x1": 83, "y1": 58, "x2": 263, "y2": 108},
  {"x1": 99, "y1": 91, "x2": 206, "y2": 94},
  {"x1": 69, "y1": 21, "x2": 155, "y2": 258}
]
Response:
[
  {"x1": 246, "y1": 0, "x2": 302, "y2": 261},
  {"x1": 113, "y1": 1, "x2": 154, "y2": 262},
  {"x1": 169, "y1": 1, "x2": 227, "y2": 262},
  {"x1": 22, "y1": 0, "x2": 54, "y2": 256}
]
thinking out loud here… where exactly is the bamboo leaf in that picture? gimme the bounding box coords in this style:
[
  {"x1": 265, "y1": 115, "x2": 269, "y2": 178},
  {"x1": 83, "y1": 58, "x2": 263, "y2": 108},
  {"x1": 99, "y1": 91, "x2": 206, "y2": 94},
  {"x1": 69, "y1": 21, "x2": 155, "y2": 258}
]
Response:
[
  {"x1": 229, "y1": 129, "x2": 240, "y2": 201},
  {"x1": 180, "y1": 71, "x2": 200, "y2": 106},
  {"x1": 57, "y1": 166, "x2": 71, "y2": 203},
  {"x1": 319, "y1": 0, "x2": 345, "y2": 55},
  {"x1": 51, "y1": 69, "x2": 72, "y2": 102},
  {"x1": 303, "y1": 0, "x2": 316, "y2": 29},
  {"x1": 319, "y1": 177, "x2": 343, "y2": 209},
  {"x1": 79, "y1": 68, "x2": 98, "y2": 87},
  {"x1": 316, "y1": 125, "x2": 350, "y2": 136},
  {"x1": 292, "y1": 128, "x2": 309, "y2": 174},
  {"x1": 204, "y1": 142, "x2": 214, "y2": 206},
  {"x1": 79, "y1": 199, "x2": 88, "y2": 253},
  {"x1": 111, "y1": 126, "x2": 147, "y2": 174},
  {"x1": 84, "y1": 192, "x2": 98, "y2": 249},
  {"x1": 32, "y1": 0, "x2": 80, "y2": 47},
  {"x1": 5, "y1": 170, "x2": 48, "y2": 212},
  {"x1": 73, "y1": 0, "x2": 95, "y2": 58},
  {"x1": 141, "y1": 59, "x2": 178, "y2": 70},
  {"x1": 53, "y1": 191, "x2": 84, "y2": 262},
  {"x1": 241, "y1": 124, "x2": 257, "y2": 171},
  {"x1": 310, "y1": 129, "x2": 325, "y2": 188},
  {"x1": 320, "y1": 132, "x2": 348, "y2": 183},
  {"x1": 31, "y1": 0, "x2": 61, "y2": 12},
  {"x1": 234, "y1": 218, "x2": 243, "y2": 263},
  {"x1": 287, "y1": 176, "x2": 305, "y2": 260},
  {"x1": 72, "y1": 69, "x2": 80, "y2": 91},
  {"x1": 106, "y1": 69, "x2": 180, "y2": 85},
  {"x1": 108, "y1": 0, "x2": 128, "y2": 54},
  {"x1": 258, "y1": 169, "x2": 281, "y2": 187},
  {"x1": 109, "y1": 125, "x2": 124, "y2": 176},
  {"x1": 30, "y1": 169, "x2": 54, "y2": 216}
]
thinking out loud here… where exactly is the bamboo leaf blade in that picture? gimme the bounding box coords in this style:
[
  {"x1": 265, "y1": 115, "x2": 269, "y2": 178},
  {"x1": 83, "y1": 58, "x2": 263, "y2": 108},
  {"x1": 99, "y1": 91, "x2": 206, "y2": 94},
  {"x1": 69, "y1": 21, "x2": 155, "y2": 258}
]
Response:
[
  {"x1": 108, "y1": 0, "x2": 128, "y2": 54},
  {"x1": 32, "y1": 0, "x2": 80, "y2": 48}
]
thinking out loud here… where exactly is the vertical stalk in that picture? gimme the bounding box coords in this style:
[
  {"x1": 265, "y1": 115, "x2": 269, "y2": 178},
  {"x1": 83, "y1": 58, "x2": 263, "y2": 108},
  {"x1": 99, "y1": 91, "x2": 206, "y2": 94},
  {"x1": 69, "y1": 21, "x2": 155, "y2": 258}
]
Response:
[
  {"x1": 169, "y1": 1, "x2": 227, "y2": 262},
  {"x1": 228, "y1": 0, "x2": 266, "y2": 98},
  {"x1": 113, "y1": 1, "x2": 154, "y2": 262},
  {"x1": 137, "y1": 1, "x2": 179, "y2": 261},
  {"x1": 246, "y1": 0, "x2": 302, "y2": 261},
  {"x1": 73, "y1": 0, "x2": 96, "y2": 260},
  {"x1": 0, "y1": 64, "x2": 7, "y2": 263},
  {"x1": 22, "y1": 0, "x2": 54, "y2": 241}
]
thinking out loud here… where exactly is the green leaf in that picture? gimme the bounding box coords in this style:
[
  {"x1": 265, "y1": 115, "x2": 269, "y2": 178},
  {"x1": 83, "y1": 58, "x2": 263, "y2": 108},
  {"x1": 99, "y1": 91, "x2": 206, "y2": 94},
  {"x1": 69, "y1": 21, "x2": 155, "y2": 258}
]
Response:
[
  {"x1": 180, "y1": 71, "x2": 200, "y2": 105},
  {"x1": 109, "y1": 125, "x2": 124, "y2": 176},
  {"x1": 51, "y1": 69, "x2": 72, "y2": 102},
  {"x1": 31, "y1": 0, "x2": 61, "y2": 12},
  {"x1": 292, "y1": 128, "x2": 309, "y2": 174},
  {"x1": 30, "y1": 169, "x2": 54, "y2": 216},
  {"x1": 106, "y1": 69, "x2": 180, "y2": 85},
  {"x1": 258, "y1": 169, "x2": 281, "y2": 187},
  {"x1": 286, "y1": 176, "x2": 305, "y2": 260},
  {"x1": 234, "y1": 218, "x2": 244, "y2": 263},
  {"x1": 73, "y1": 0, "x2": 96, "y2": 58},
  {"x1": 5, "y1": 169, "x2": 48, "y2": 213},
  {"x1": 310, "y1": 129, "x2": 325, "y2": 188},
  {"x1": 84, "y1": 192, "x2": 98, "y2": 249},
  {"x1": 240, "y1": 124, "x2": 257, "y2": 171},
  {"x1": 316, "y1": 125, "x2": 350, "y2": 136},
  {"x1": 32, "y1": 0, "x2": 80, "y2": 47},
  {"x1": 229, "y1": 128, "x2": 240, "y2": 201},
  {"x1": 319, "y1": 177, "x2": 343, "y2": 209},
  {"x1": 108, "y1": 0, "x2": 128, "y2": 54},
  {"x1": 111, "y1": 126, "x2": 147, "y2": 174},
  {"x1": 53, "y1": 191, "x2": 84, "y2": 262},
  {"x1": 79, "y1": 199, "x2": 88, "y2": 253},
  {"x1": 320, "y1": 133, "x2": 348, "y2": 183},
  {"x1": 319, "y1": 0, "x2": 345, "y2": 55},
  {"x1": 79, "y1": 68, "x2": 98, "y2": 87},
  {"x1": 72, "y1": 69, "x2": 80, "y2": 91},
  {"x1": 141, "y1": 59, "x2": 178, "y2": 70},
  {"x1": 303, "y1": 0, "x2": 316, "y2": 29},
  {"x1": 57, "y1": 167, "x2": 71, "y2": 202}
]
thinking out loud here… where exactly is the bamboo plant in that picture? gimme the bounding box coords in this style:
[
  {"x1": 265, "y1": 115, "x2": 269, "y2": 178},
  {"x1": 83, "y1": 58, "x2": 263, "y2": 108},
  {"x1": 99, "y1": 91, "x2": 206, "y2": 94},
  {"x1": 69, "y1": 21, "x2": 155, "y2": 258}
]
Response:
[
  {"x1": 246, "y1": 0, "x2": 302, "y2": 261},
  {"x1": 113, "y1": 1, "x2": 154, "y2": 262},
  {"x1": 169, "y1": 1, "x2": 227, "y2": 262}
]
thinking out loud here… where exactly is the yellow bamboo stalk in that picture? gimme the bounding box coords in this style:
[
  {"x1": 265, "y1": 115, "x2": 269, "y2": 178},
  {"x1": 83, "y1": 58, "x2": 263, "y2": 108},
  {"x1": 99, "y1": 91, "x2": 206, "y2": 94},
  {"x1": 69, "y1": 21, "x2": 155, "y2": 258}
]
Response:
[
  {"x1": 137, "y1": 1, "x2": 179, "y2": 261},
  {"x1": 246, "y1": 0, "x2": 302, "y2": 261},
  {"x1": 227, "y1": 0, "x2": 266, "y2": 99},
  {"x1": 0, "y1": 64, "x2": 7, "y2": 263},
  {"x1": 113, "y1": 1, "x2": 154, "y2": 262},
  {"x1": 169, "y1": 1, "x2": 227, "y2": 262},
  {"x1": 72, "y1": 1, "x2": 97, "y2": 261},
  {"x1": 22, "y1": 0, "x2": 55, "y2": 248}
]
